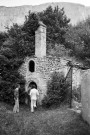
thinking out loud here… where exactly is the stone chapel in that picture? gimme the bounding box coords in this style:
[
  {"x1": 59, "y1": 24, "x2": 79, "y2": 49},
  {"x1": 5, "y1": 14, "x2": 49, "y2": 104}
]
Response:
[{"x1": 19, "y1": 21, "x2": 80, "y2": 103}]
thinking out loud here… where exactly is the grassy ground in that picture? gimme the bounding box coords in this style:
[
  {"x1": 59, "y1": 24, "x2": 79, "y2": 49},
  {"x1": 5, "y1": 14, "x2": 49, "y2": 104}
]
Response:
[{"x1": 0, "y1": 102, "x2": 90, "y2": 135}]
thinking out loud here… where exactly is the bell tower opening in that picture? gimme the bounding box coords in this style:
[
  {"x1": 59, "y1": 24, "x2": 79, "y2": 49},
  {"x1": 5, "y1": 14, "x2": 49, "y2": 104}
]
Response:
[{"x1": 29, "y1": 60, "x2": 35, "y2": 72}]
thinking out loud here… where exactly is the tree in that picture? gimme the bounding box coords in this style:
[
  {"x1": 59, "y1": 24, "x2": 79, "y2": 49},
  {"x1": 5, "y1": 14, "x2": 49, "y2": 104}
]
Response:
[
  {"x1": 38, "y1": 6, "x2": 70, "y2": 45},
  {"x1": 5, "y1": 23, "x2": 35, "y2": 58},
  {"x1": 65, "y1": 25, "x2": 84, "y2": 57},
  {"x1": 65, "y1": 17, "x2": 90, "y2": 65},
  {"x1": 22, "y1": 12, "x2": 39, "y2": 55},
  {"x1": 0, "y1": 52, "x2": 24, "y2": 104},
  {"x1": 0, "y1": 24, "x2": 25, "y2": 104},
  {"x1": 0, "y1": 32, "x2": 7, "y2": 49}
]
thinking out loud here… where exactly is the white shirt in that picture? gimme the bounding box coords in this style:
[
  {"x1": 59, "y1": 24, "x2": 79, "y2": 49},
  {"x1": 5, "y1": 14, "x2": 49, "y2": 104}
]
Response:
[{"x1": 29, "y1": 88, "x2": 39, "y2": 100}]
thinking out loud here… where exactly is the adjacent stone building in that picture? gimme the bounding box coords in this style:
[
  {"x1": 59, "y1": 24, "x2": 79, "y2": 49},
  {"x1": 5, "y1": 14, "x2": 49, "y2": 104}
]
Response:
[{"x1": 19, "y1": 21, "x2": 80, "y2": 103}]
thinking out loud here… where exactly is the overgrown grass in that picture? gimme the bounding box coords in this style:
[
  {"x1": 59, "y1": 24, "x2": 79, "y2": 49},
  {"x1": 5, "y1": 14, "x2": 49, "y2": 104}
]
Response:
[{"x1": 0, "y1": 102, "x2": 90, "y2": 135}]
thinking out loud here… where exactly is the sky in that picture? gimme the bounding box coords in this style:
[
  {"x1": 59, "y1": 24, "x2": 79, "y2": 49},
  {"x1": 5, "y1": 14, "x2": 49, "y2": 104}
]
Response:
[{"x1": 0, "y1": 0, "x2": 90, "y2": 7}]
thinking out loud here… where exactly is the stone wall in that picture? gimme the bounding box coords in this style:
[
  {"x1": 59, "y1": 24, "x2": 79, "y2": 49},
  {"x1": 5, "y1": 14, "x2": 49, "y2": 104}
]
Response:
[
  {"x1": 20, "y1": 56, "x2": 69, "y2": 80},
  {"x1": 19, "y1": 56, "x2": 68, "y2": 102},
  {"x1": 81, "y1": 69, "x2": 90, "y2": 124},
  {"x1": 35, "y1": 56, "x2": 68, "y2": 80}
]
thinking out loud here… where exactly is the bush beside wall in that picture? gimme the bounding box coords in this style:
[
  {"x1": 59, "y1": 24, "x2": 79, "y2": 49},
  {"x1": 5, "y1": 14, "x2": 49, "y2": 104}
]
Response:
[{"x1": 42, "y1": 72, "x2": 70, "y2": 108}]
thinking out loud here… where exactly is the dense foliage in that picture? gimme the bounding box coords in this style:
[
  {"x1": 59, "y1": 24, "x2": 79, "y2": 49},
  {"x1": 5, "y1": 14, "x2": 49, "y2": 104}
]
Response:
[
  {"x1": 0, "y1": 55, "x2": 25, "y2": 104},
  {"x1": 42, "y1": 72, "x2": 70, "y2": 108},
  {"x1": 38, "y1": 6, "x2": 70, "y2": 44},
  {"x1": 65, "y1": 17, "x2": 90, "y2": 66}
]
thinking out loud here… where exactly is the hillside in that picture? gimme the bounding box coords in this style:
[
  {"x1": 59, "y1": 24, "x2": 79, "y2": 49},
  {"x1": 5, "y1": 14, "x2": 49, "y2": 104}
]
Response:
[{"x1": 0, "y1": 2, "x2": 90, "y2": 32}]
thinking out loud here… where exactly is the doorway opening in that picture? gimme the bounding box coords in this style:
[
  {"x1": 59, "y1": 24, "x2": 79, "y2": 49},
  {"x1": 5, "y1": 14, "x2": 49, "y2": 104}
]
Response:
[{"x1": 29, "y1": 81, "x2": 37, "y2": 89}]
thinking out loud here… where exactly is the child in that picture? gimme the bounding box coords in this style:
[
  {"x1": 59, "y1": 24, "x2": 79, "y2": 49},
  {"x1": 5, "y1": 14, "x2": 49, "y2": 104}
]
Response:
[{"x1": 13, "y1": 84, "x2": 20, "y2": 113}]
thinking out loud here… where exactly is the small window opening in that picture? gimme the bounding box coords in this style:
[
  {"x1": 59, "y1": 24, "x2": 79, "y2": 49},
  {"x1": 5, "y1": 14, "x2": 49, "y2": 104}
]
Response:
[{"x1": 29, "y1": 60, "x2": 35, "y2": 72}]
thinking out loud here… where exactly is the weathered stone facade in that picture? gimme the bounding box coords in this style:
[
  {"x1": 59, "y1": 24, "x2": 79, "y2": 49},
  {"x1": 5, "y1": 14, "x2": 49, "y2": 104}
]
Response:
[
  {"x1": 19, "y1": 21, "x2": 81, "y2": 103},
  {"x1": 19, "y1": 56, "x2": 68, "y2": 102}
]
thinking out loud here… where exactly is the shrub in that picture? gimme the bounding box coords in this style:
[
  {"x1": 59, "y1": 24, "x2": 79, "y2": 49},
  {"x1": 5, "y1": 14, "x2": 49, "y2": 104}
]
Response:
[
  {"x1": 42, "y1": 72, "x2": 70, "y2": 108},
  {"x1": 0, "y1": 76, "x2": 25, "y2": 105},
  {"x1": 0, "y1": 81, "x2": 14, "y2": 104}
]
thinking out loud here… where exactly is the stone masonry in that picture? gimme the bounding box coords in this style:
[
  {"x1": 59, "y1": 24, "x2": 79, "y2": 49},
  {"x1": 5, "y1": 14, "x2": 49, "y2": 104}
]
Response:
[
  {"x1": 19, "y1": 21, "x2": 81, "y2": 103},
  {"x1": 81, "y1": 69, "x2": 90, "y2": 125}
]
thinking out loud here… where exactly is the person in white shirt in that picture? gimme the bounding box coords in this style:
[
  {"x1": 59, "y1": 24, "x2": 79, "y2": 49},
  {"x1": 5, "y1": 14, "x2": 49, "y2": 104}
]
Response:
[{"x1": 29, "y1": 84, "x2": 39, "y2": 112}]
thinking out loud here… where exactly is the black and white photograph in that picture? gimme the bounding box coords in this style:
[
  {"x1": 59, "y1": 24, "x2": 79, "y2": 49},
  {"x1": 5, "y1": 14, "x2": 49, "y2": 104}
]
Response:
[{"x1": 0, "y1": 0, "x2": 90, "y2": 134}]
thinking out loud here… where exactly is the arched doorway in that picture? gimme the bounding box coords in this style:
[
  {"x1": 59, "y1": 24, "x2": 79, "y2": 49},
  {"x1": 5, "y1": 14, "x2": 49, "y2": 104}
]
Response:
[
  {"x1": 29, "y1": 81, "x2": 37, "y2": 89},
  {"x1": 25, "y1": 81, "x2": 37, "y2": 105}
]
